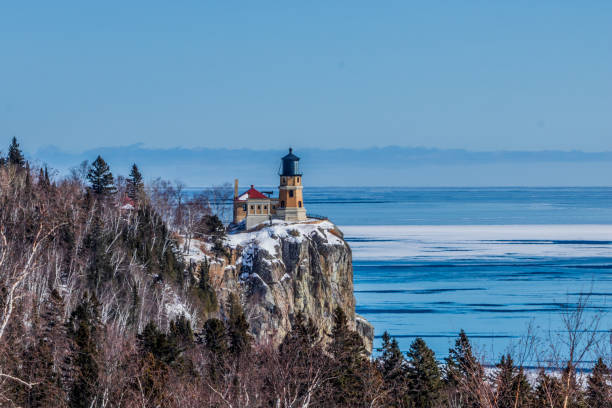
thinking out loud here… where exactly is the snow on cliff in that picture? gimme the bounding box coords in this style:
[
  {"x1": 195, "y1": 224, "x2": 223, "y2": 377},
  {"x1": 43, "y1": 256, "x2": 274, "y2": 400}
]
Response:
[{"x1": 226, "y1": 220, "x2": 344, "y2": 257}]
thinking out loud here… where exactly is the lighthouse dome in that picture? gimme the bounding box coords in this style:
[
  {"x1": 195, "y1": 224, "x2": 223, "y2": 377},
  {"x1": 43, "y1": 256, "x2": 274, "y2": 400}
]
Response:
[{"x1": 280, "y1": 148, "x2": 301, "y2": 176}]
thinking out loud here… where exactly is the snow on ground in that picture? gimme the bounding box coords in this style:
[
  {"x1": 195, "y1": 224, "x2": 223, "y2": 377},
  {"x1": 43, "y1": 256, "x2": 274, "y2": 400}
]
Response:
[
  {"x1": 163, "y1": 283, "x2": 196, "y2": 325},
  {"x1": 182, "y1": 238, "x2": 208, "y2": 264},
  {"x1": 227, "y1": 219, "x2": 344, "y2": 256}
]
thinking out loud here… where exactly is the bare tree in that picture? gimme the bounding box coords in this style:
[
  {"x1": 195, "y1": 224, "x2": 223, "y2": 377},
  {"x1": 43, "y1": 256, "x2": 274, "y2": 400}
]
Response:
[{"x1": 204, "y1": 182, "x2": 233, "y2": 222}]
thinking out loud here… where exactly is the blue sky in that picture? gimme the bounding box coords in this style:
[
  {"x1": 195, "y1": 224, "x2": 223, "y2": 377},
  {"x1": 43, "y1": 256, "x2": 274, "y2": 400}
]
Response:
[{"x1": 1, "y1": 1, "x2": 611, "y2": 153}]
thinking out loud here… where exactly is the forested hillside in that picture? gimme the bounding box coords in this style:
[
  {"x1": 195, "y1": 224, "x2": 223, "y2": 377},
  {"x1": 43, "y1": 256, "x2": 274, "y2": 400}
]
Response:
[{"x1": 0, "y1": 137, "x2": 611, "y2": 407}]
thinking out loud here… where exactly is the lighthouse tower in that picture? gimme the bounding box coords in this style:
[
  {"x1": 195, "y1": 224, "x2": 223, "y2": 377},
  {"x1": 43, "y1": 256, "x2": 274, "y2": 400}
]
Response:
[{"x1": 276, "y1": 148, "x2": 307, "y2": 222}]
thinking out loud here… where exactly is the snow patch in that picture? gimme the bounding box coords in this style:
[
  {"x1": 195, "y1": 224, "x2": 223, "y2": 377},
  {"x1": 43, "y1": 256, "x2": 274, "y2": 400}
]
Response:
[
  {"x1": 227, "y1": 220, "x2": 343, "y2": 258},
  {"x1": 163, "y1": 284, "x2": 194, "y2": 323}
]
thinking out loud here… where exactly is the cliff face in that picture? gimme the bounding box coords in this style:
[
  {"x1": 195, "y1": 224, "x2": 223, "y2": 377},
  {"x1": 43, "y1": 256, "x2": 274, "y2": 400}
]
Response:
[{"x1": 192, "y1": 220, "x2": 373, "y2": 353}]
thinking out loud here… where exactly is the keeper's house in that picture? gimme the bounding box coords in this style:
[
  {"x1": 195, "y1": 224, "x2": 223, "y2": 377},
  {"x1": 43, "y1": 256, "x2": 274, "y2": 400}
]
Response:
[{"x1": 232, "y1": 148, "x2": 307, "y2": 229}]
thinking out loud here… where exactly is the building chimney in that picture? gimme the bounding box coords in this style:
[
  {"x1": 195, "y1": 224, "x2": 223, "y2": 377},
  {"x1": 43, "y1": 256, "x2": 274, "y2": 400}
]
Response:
[{"x1": 234, "y1": 179, "x2": 239, "y2": 200}]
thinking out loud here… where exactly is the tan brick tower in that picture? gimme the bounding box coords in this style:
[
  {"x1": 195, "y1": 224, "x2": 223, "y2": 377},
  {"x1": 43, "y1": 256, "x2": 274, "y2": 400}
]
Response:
[{"x1": 276, "y1": 148, "x2": 307, "y2": 221}]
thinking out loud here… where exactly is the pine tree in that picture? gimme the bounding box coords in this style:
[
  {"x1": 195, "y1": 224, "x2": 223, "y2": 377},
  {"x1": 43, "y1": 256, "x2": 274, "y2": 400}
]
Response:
[
  {"x1": 8, "y1": 136, "x2": 25, "y2": 167},
  {"x1": 127, "y1": 163, "x2": 144, "y2": 200},
  {"x1": 227, "y1": 293, "x2": 250, "y2": 356},
  {"x1": 137, "y1": 321, "x2": 181, "y2": 365},
  {"x1": 494, "y1": 354, "x2": 532, "y2": 408},
  {"x1": 169, "y1": 314, "x2": 194, "y2": 350},
  {"x1": 128, "y1": 284, "x2": 140, "y2": 328},
  {"x1": 329, "y1": 306, "x2": 367, "y2": 406},
  {"x1": 280, "y1": 312, "x2": 321, "y2": 353},
  {"x1": 535, "y1": 369, "x2": 563, "y2": 408},
  {"x1": 25, "y1": 162, "x2": 31, "y2": 191},
  {"x1": 406, "y1": 337, "x2": 443, "y2": 408},
  {"x1": 196, "y1": 258, "x2": 217, "y2": 314},
  {"x1": 87, "y1": 155, "x2": 115, "y2": 195},
  {"x1": 84, "y1": 214, "x2": 113, "y2": 289},
  {"x1": 203, "y1": 318, "x2": 228, "y2": 356},
  {"x1": 203, "y1": 318, "x2": 228, "y2": 382},
  {"x1": 560, "y1": 362, "x2": 585, "y2": 408},
  {"x1": 444, "y1": 330, "x2": 484, "y2": 408},
  {"x1": 586, "y1": 358, "x2": 612, "y2": 407},
  {"x1": 205, "y1": 215, "x2": 226, "y2": 239},
  {"x1": 275, "y1": 313, "x2": 329, "y2": 407},
  {"x1": 17, "y1": 299, "x2": 66, "y2": 408},
  {"x1": 66, "y1": 292, "x2": 101, "y2": 408},
  {"x1": 378, "y1": 331, "x2": 408, "y2": 406}
]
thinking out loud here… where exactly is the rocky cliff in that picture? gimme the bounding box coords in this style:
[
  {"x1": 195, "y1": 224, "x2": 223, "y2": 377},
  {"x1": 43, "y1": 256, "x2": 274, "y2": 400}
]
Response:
[{"x1": 186, "y1": 220, "x2": 374, "y2": 353}]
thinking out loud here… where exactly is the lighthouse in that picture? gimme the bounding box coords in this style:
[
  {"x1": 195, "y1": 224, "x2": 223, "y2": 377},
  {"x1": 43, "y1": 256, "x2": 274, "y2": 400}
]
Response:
[
  {"x1": 276, "y1": 148, "x2": 307, "y2": 222},
  {"x1": 232, "y1": 148, "x2": 307, "y2": 228}
]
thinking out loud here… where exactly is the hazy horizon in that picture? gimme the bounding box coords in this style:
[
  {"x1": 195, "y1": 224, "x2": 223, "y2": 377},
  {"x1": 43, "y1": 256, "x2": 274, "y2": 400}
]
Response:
[{"x1": 23, "y1": 143, "x2": 612, "y2": 187}]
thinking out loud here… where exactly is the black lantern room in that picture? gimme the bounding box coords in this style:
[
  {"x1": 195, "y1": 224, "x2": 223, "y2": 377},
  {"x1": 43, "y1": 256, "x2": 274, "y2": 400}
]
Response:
[{"x1": 280, "y1": 148, "x2": 301, "y2": 176}]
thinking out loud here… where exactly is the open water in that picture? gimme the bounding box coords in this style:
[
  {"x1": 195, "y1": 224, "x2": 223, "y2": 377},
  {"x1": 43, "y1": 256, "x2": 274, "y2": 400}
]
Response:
[{"x1": 303, "y1": 187, "x2": 612, "y2": 362}]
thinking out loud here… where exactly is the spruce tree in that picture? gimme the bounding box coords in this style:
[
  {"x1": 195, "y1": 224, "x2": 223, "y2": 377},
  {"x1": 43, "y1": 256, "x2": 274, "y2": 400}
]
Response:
[
  {"x1": 19, "y1": 298, "x2": 66, "y2": 408},
  {"x1": 227, "y1": 293, "x2": 250, "y2": 356},
  {"x1": 7, "y1": 136, "x2": 25, "y2": 167},
  {"x1": 586, "y1": 358, "x2": 612, "y2": 407},
  {"x1": 406, "y1": 337, "x2": 443, "y2": 408},
  {"x1": 66, "y1": 293, "x2": 101, "y2": 408},
  {"x1": 535, "y1": 369, "x2": 563, "y2": 408},
  {"x1": 127, "y1": 163, "x2": 144, "y2": 200},
  {"x1": 281, "y1": 312, "x2": 320, "y2": 353},
  {"x1": 203, "y1": 318, "x2": 229, "y2": 382},
  {"x1": 560, "y1": 362, "x2": 585, "y2": 408},
  {"x1": 84, "y1": 214, "x2": 112, "y2": 289},
  {"x1": 169, "y1": 314, "x2": 194, "y2": 350},
  {"x1": 329, "y1": 306, "x2": 367, "y2": 406},
  {"x1": 378, "y1": 331, "x2": 408, "y2": 406},
  {"x1": 197, "y1": 258, "x2": 217, "y2": 314},
  {"x1": 138, "y1": 321, "x2": 180, "y2": 365},
  {"x1": 275, "y1": 313, "x2": 329, "y2": 407},
  {"x1": 87, "y1": 155, "x2": 115, "y2": 195},
  {"x1": 494, "y1": 354, "x2": 532, "y2": 408},
  {"x1": 444, "y1": 330, "x2": 484, "y2": 408},
  {"x1": 203, "y1": 318, "x2": 228, "y2": 356}
]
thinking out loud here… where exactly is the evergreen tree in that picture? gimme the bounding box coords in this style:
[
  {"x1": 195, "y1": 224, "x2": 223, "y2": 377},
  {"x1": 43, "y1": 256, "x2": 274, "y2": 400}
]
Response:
[
  {"x1": 195, "y1": 258, "x2": 217, "y2": 314},
  {"x1": 87, "y1": 155, "x2": 115, "y2": 195},
  {"x1": 168, "y1": 314, "x2": 194, "y2": 350},
  {"x1": 25, "y1": 162, "x2": 31, "y2": 191},
  {"x1": 227, "y1": 293, "x2": 250, "y2": 356},
  {"x1": 84, "y1": 214, "x2": 113, "y2": 289},
  {"x1": 137, "y1": 321, "x2": 181, "y2": 365},
  {"x1": 280, "y1": 312, "x2": 320, "y2": 353},
  {"x1": 560, "y1": 362, "x2": 585, "y2": 408},
  {"x1": 586, "y1": 358, "x2": 612, "y2": 407},
  {"x1": 329, "y1": 306, "x2": 367, "y2": 406},
  {"x1": 8, "y1": 136, "x2": 25, "y2": 167},
  {"x1": 535, "y1": 369, "x2": 563, "y2": 408},
  {"x1": 274, "y1": 313, "x2": 329, "y2": 407},
  {"x1": 406, "y1": 337, "x2": 443, "y2": 408},
  {"x1": 378, "y1": 331, "x2": 408, "y2": 406},
  {"x1": 444, "y1": 330, "x2": 484, "y2": 408},
  {"x1": 37, "y1": 165, "x2": 51, "y2": 189},
  {"x1": 203, "y1": 318, "x2": 228, "y2": 382},
  {"x1": 493, "y1": 354, "x2": 532, "y2": 408},
  {"x1": 127, "y1": 163, "x2": 144, "y2": 200},
  {"x1": 66, "y1": 293, "x2": 101, "y2": 408},
  {"x1": 204, "y1": 214, "x2": 226, "y2": 239},
  {"x1": 18, "y1": 297, "x2": 66, "y2": 408},
  {"x1": 127, "y1": 284, "x2": 140, "y2": 328},
  {"x1": 203, "y1": 318, "x2": 228, "y2": 356}
]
